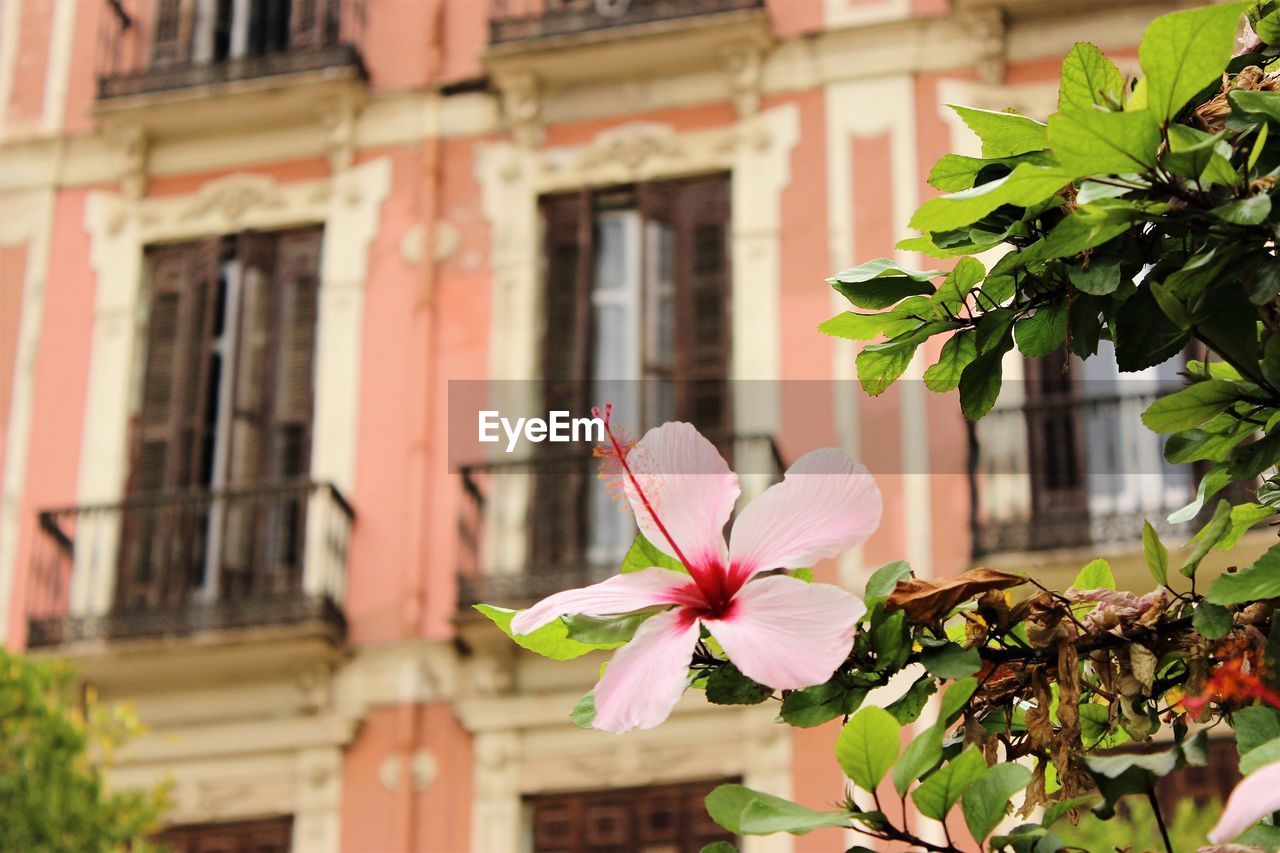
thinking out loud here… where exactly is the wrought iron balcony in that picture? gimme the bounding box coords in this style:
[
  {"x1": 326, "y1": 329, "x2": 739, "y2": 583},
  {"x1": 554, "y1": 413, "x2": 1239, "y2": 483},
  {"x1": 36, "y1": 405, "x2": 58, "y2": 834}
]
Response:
[
  {"x1": 969, "y1": 389, "x2": 1207, "y2": 556},
  {"x1": 96, "y1": 0, "x2": 366, "y2": 100},
  {"x1": 457, "y1": 435, "x2": 783, "y2": 608},
  {"x1": 26, "y1": 480, "x2": 353, "y2": 648},
  {"x1": 488, "y1": 0, "x2": 765, "y2": 45}
]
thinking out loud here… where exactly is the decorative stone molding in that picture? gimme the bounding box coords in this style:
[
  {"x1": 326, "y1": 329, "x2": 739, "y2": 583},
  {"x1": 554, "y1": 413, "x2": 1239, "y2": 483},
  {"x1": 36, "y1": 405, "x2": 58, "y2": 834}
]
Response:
[
  {"x1": 180, "y1": 172, "x2": 287, "y2": 224},
  {"x1": 957, "y1": 7, "x2": 1009, "y2": 85},
  {"x1": 494, "y1": 71, "x2": 543, "y2": 148},
  {"x1": 723, "y1": 44, "x2": 765, "y2": 119}
]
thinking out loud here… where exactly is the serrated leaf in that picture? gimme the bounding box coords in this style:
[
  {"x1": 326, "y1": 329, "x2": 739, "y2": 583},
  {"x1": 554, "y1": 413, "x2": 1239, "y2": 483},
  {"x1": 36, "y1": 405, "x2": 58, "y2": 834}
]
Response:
[
  {"x1": 893, "y1": 721, "x2": 943, "y2": 796},
  {"x1": 1058, "y1": 42, "x2": 1125, "y2": 110},
  {"x1": 1072, "y1": 558, "x2": 1115, "y2": 591},
  {"x1": 1140, "y1": 380, "x2": 1240, "y2": 432},
  {"x1": 912, "y1": 747, "x2": 988, "y2": 821},
  {"x1": 949, "y1": 105, "x2": 1049, "y2": 158},
  {"x1": 706, "y1": 663, "x2": 771, "y2": 705},
  {"x1": 1141, "y1": 1, "x2": 1250, "y2": 122},
  {"x1": 864, "y1": 560, "x2": 913, "y2": 603},
  {"x1": 962, "y1": 763, "x2": 1032, "y2": 843},
  {"x1": 1193, "y1": 600, "x2": 1233, "y2": 640},
  {"x1": 921, "y1": 643, "x2": 982, "y2": 678},
  {"x1": 1207, "y1": 542, "x2": 1280, "y2": 604},
  {"x1": 924, "y1": 331, "x2": 979, "y2": 393},
  {"x1": 1013, "y1": 302, "x2": 1068, "y2": 358},
  {"x1": 1047, "y1": 109, "x2": 1161, "y2": 178},
  {"x1": 927, "y1": 152, "x2": 1055, "y2": 192},
  {"x1": 704, "y1": 784, "x2": 853, "y2": 836},
  {"x1": 909, "y1": 164, "x2": 1069, "y2": 233},
  {"x1": 474, "y1": 604, "x2": 613, "y2": 661},
  {"x1": 1220, "y1": 502, "x2": 1277, "y2": 550},
  {"x1": 620, "y1": 532, "x2": 686, "y2": 574},
  {"x1": 1143, "y1": 521, "x2": 1169, "y2": 587},
  {"x1": 836, "y1": 707, "x2": 901, "y2": 791}
]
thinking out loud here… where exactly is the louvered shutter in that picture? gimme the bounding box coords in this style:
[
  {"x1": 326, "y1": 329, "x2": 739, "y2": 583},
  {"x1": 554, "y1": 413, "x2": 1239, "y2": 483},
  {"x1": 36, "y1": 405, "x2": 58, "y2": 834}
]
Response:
[
  {"x1": 119, "y1": 239, "x2": 222, "y2": 609},
  {"x1": 151, "y1": 0, "x2": 188, "y2": 67},
  {"x1": 670, "y1": 176, "x2": 732, "y2": 443},
  {"x1": 1024, "y1": 351, "x2": 1090, "y2": 549},
  {"x1": 529, "y1": 193, "x2": 592, "y2": 576},
  {"x1": 289, "y1": 0, "x2": 330, "y2": 49}
]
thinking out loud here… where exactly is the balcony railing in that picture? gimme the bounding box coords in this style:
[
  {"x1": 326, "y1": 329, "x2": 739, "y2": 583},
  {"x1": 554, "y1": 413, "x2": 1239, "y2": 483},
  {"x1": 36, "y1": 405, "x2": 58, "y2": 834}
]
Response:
[
  {"x1": 969, "y1": 390, "x2": 1205, "y2": 556},
  {"x1": 96, "y1": 0, "x2": 366, "y2": 100},
  {"x1": 458, "y1": 435, "x2": 783, "y2": 608},
  {"x1": 488, "y1": 0, "x2": 765, "y2": 45},
  {"x1": 26, "y1": 480, "x2": 353, "y2": 647}
]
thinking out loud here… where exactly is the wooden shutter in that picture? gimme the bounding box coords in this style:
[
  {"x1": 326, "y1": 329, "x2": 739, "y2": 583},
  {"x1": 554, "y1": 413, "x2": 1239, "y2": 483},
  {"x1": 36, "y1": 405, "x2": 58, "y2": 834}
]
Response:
[
  {"x1": 289, "y1": 0, "x2": 323, "y2": 49},
  {"x1": 151, "y1": 0, "x2": 189, "y2": 67},
  {"x1": 119, "y1": 239, "x2": 222, "y2": 609},
  {"x1": 161, "y1": 816, "x2": 293, "y2": 853},
  {"x1": 670, "y1": 175, "x2": 732, "y2": 442},
  {"x1": 529, "y1": 193, "x2": 593, "y2": 574}
]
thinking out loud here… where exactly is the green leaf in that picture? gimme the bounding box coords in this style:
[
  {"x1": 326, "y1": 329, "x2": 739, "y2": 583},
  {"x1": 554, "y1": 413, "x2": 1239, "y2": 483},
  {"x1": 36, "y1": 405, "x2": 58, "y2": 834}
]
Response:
[
  {"x1": 926, "y1": 152, "x2": 1055, "y2": 192},
  {"x1": 1182, "y1": 499, "x2": 1234, "y2": 578},
  {"x1": 1140, "y1": 380, "x2": 1240, "y2": 432},
  {"x1": 959, "y1": 330, "x2": 1014, "y2": 421},
  {"x1": 829, "y1": 259, "x2": 940, "y2": 310},
  {"x1": 780, "y1": 682, "x2": 868, "y2": 728},
  {"x1": 1142, "y1": 521, "x2": 1169, "y2": 587},
  {"x1": 1058, "y1": 42, "x2": 1125, "y2": 110},
  {"x1": 1240, "y1": 736, "x2": 1280, "y2": 775},
  {"x1": 621, "y1": 532, "x2": 685, "y2": 574},
  {"x1": 941, "y1": 676, "x2": 980, "y2": 724},
  {"x1": 1163, "y1": 124, "x2": 1228, "y2": 180},
  {"x1": 1207, "y1": 542, "x2": 1280, "y2": 604},
  {"x1": 909, "y1": 164, "x2": 1069, "y2": 233},
  {"x1": 912, "y1": 747, "x2": 988, "y2": 821},
  {"x1": 924, "y1": 331, "x2": 979, "y2": 393},
  {"x1": 962, "y1": 764, "x2": 1031, "y2": 843},
  {"x1": 886, "y1": 677, "x2": 938, "y2": 725},
  {"x1": 864, "y1": 560, "x2": 913, "y2": 604},
  {"x1": 949, "y1": 105, "x2": 1049, "y2": 158},
  {"x1": 1047, "y1": 109, "x2": 1161, "y2": 177},
  {"x1": 1072, "y1": 558, "x2": 1115, "y2": 591},
  {"x1": 706, "y1": 663, "x2": 771, "y2": 706},
  {"x1": 1169, "y1": 463, "x2": 1232, "y2": 524},
  {"x1": 1193, "y1": 600, "x2": 1234, "y2": 640},
  {"x1": 1229, "y1": 428, "x2": 1280, "y2": 480},
  {"x1": 562, "y1": 612, "x2": 654, "y2": 645},
  {"x1": 474, "y1": 604, "x2": 612, "y2": 661},
  {"x1": 1013, "y1": 302, "x2": 1068, "y2": 358},
  {"x1": 1140, "y1": 1, "x2": 1249, "y2": 122},
  {"x1": 836, "y1": 706, "x2": 902, "y2": 791},
  {"x1": 871, "y1": 609, "x2": 910, "y2": 673},
  {"x1": 1239, "y1": 824, "x2": 1280, "y2": 848},
  {"x1": 892, "y1": 721, "x2": 943, "y2": 796},
  {"x1": 1032, "y1": 199, "x2": 1148, "y2": 262},
  {"x1": 704, "y1": 784, "x2": 853, "y2": 836},
  {"x1": 1220, "y1": 502, "x2": 1277, "y2": 550},
  {"x1": 1084, "y1": 747, "x2": 1180, "y2": 819},
  {"x1": 1212, "y1": 193, "x2": 1273, "y2": 225},
  {"x1": 1042, "y1": 796, "x2": 1098, "y2": 828},
  {"x1": 857, "y1": 341, "x2": 918, "y2": 397},
  {"x1": 1068, "y1": 257, "x2": 1122, "y2": 296},
  {"x1": 1115, "y1": 284, "x2": 1188, "y2": 372},
  {"x1": 818, "y1": 311, "x2": 900, "y2": 342},
  {"x1": 1230, "y1": 88, "x2": 1280, "y2": 124},
  {"x1": 1234, "y1": 705, "x2": 1280, "y2": 756},
  {"x1": 921, "y1": 643, "x2": 982, "y2": 678},
  {"x1": 571, "y1": 691, "x2": 596, "y2": 728},
  {"x1": 699, "y1": 843, "x2": 738, "y2": 853}
]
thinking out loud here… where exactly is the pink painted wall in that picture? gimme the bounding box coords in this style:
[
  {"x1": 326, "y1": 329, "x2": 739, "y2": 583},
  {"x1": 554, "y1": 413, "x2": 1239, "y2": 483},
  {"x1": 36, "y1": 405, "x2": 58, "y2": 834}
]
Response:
[
  {"x1": 6, "y1": 191, "x2": 95, "y2": 648},
  {"x1": 0, "y1": 243, "x2": 27, "y2": 509},
  {"x1": 8, "y1": 0, "x2": 54, "y2": 125}
]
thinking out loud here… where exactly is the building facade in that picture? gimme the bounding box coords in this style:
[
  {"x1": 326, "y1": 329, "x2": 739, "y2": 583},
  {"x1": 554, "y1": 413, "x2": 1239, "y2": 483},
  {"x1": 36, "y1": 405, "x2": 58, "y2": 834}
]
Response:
[{"x1": 0, "y1": 0, "x2": 1251, "y2": 851}]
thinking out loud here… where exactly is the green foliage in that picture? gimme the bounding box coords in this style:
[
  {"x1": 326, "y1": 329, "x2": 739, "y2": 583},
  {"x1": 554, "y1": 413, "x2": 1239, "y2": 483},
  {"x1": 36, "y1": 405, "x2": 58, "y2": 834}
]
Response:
[
  {"x1": 703, "y1": 785, "x2": 853, "y2": 835},
  {"x1": 836, "y1": 706, "x2": 901, "y2": 791},
  {"x1": 0, "y1": 650, "x2": 167, "y2": 851},
  {"x1": 620, "y1": 532, "x2": 685, "y2": 573},
  {"x1": 962, "y1": 764, "x2": 1032, "y2": 843},
  {"x1": 1054, "y1": 798, "x2": 1220, "y2": 852},
  {"x1": 474, "y1": 604, "x2": 619, "y2": 660}
]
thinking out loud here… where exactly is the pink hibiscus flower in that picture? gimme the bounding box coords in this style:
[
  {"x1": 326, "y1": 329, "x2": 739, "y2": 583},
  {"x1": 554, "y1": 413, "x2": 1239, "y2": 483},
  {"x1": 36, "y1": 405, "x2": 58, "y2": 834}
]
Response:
[
  {"x1": 1208, "y1": 758, "x2": 1280, "y2": 845},
  {"x1": 511, "y1": 416, "x2": 882, "y2": 733}
]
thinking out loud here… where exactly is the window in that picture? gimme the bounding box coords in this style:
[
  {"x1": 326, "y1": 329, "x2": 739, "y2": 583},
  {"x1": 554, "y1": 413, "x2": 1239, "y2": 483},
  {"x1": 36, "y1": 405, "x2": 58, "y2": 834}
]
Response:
[
  {"x1": 117, "y1": 227, "x2": 321, "y2": 609},
  {"x1": 531, "y1": 176, "x2": 731, "y2": 575},
  {"x1": 528, "y1": 780, "x2": 735, "y2": 853},
  {"x1": 160, "y1": 816, "x2": 293, "y2": 853},
  {"x1": 152, "y1": 0, "x2": 335, "y2": 67}
]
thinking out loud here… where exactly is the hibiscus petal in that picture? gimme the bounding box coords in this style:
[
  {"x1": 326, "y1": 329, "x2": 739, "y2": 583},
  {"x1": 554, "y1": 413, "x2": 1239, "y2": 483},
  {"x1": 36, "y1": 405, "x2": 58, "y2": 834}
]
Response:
[
  {"x1": 622, "y1": 422, "x2": 739, "y2": 570},
  {"x1": 704, "y1": 575, "x2": 865, "y2": 690},
  {"x1": 593, "y1": 608, "x2": 701, "y2": 733},
  {"x1": 510, "y1": 568, "x2": 689, "y2": 635},
  {"x1": 728, "y1": 448, "x2": 881, "y2": 579},
  {"x1": 1208, "y1": 759, "x2": 1280, "y2": 844}
]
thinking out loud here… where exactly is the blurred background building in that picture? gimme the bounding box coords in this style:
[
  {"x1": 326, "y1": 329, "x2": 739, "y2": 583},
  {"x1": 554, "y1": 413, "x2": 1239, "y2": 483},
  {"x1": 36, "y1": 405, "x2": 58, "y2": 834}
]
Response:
[{"x1": 0, "y1": 0, "x2": 1251, "y2": 850}]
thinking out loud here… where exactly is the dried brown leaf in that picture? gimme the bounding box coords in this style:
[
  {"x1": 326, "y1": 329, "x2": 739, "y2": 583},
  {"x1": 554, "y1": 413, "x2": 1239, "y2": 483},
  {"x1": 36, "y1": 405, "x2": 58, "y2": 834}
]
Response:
[{"x1": 885, "y1": 568, "x2": 1025, "y2": 624}]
